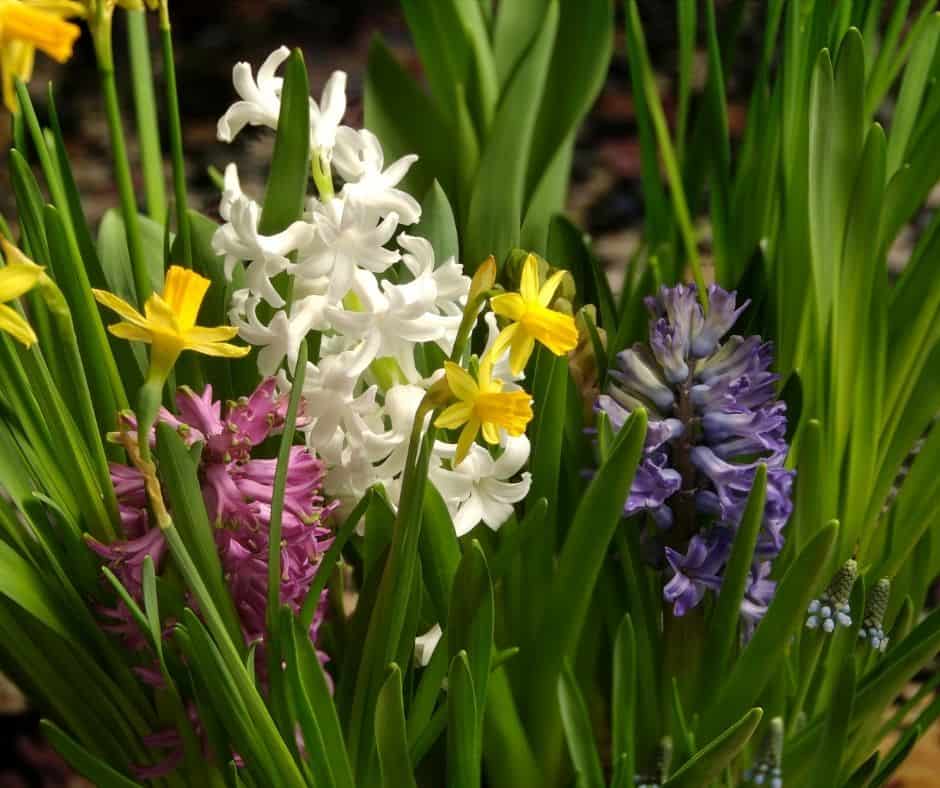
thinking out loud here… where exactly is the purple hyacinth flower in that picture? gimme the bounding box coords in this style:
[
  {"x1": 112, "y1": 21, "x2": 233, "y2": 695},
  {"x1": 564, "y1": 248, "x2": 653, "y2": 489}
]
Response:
[
  {"x1": 596, "y1": 282, "x2": 794, "y2": 629},
  {"x1": 664, "y1": 532, "x2": 727, "y2": 616}
]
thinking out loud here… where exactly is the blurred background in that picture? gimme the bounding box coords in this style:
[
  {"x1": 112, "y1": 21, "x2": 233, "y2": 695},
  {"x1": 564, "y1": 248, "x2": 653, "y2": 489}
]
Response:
[{"x1": 0, "y1": 1, "x2": 936, "y2": 785}]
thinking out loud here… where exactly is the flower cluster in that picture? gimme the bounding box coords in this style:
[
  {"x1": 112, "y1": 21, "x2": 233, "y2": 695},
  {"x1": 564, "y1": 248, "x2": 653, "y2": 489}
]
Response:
[
  {"x1": 597, "y1": 284, "x2": 794, "y2": 629},
  {"x1": 214, "y1": 48, "x2": 553, "y2": 536},
  {"x1": 90, "y1": 379, "x2": 336, "y2": 655}
]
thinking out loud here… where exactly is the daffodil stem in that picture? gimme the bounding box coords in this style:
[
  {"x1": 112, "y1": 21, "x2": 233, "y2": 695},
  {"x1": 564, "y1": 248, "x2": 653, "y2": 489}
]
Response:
[
  {"x1": 266, "y1": 340, "x2": 308, "y2": 669},
  {"x1": 98, "y1": 62, "x2": 151, "y2": 306},
  {"x1": 159, "y1": 6, "x2": 193, "y2": 268},
  {"x1": 136, "y1": 378, "x2": 163, "y2": 466},
  {"x1": 126, "y1": 9, "x2": 166, "y2": 225}
]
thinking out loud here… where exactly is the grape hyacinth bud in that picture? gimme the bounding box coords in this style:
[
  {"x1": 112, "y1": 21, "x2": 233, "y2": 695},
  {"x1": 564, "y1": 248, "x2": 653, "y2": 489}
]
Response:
[
  {"x1": 744, "y1": 717, "x2": 784, "y2": 788},
  {"x1": 806, "y1": 559, "x2": 858, "y2": 633},
  {"x1": 596, "y1": 284, "x2": 794, "y2": 629},
  {"x1": 858, "y1": 577, "x2": 890, "y2": 652}
]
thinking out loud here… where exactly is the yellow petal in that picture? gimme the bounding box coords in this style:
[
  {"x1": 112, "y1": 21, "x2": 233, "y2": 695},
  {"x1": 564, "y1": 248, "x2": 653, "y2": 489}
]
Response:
[
  {"x1": 521, "y1": 306, "x2": 579, "y2": 356},
  {"x1": 444, "y1": 361, "x2": 478, "y2": 402},
  {"x1": 93, "y1": 288, "x2": 149, "y2": 327},
  {"x1": 519, "y1": 254, "x2": 540, "y2": 302},
  {"x1": 185, "y1": 340, "x2": 250, "y2": 358},
  {"x1": 108, "y1": 322, "x2": 154, "y2": 343},
  {"x1": 508, "y1": 332, "x2": 535, "y2": 375},
  {"x1": 490, "y1": 292, "x2": 526, "y2": 322},
  {"x1": 454, "y1": 417, "x2": 480, "y2": 466},
  {"x1": 435, "y1": 401, "x2": 473, "y2": 430},
  {"x1": 481, "y1": 421, "x2": 499, "y2": 444},
  {"x1": 538, "y1": 269, "x2": 567, "y2": 307},
  {"x1": 488, "y1": 323, "x2": 518, "y2": 364},
  {"x1": 161, "y1": 265, "x2": 210, "y2": 330},
  {"x1": 0, "y1": 261, "x2": 43, "y2": 302},
  {"x1": 143, "y1": 292, "x2": 181, "y2": 333},
  {"x1": 185, "y1": 325, "x2": 240, "y2": 344},
  {"x1": 0, "y1": 302, "x2": 36, "y2": 346},
  {"x1": 0, "y1": 3, "x2": 81, "y2": 63},
  {"x1": 475, "y1": 390, "x2": 533, "y2": 436}
]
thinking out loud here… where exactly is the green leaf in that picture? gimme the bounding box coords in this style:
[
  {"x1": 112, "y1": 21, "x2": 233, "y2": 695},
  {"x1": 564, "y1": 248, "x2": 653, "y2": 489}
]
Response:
[
  {"x1": 448, "y1": 539, "x2": 494, "y2": 718},
  {"x1": 259, "y1": 49, "x2": 310, "y2": 235},
  {"x1": 557, "y1": 663, "x2": 604, "y2": 788},
  {"x1": 463, "y1": 1, "x2": 559, "y2": 269},
  {"x1": 447, "y1": 651, "x2": 480, "y2": 788},
  {"x1": 813, "y1": 656, "x2": 856, "y2": 786},
  {"x1": 611, "y1": 614, "x2": 636, "y2": 784},
  {"x1": 375, "y1": 664, "x2": 417, "y2": 788},
  {"x1": 40, "y1": 721, "x2": 142, "y2": 788},
  {"x1": 420, "y1": 481, "x2": 461, "y2": 625},
  {"x1": 364, "y1": 37, "x2": 455, "y2": 201},
  {"x1": 703, "y1": 464, "x2": 767, "y2": 692},
  {"x1": 700, "y1": 522, "x2": 837, "y2": 739},
  {"x1": 0, "y1": 541, "x2": 74, "y2": 643},
  {"x1": 413, "y1": 181, "x2": 459, "y2": 264},
  {"x1": 155, "y1": 422, "x2": 243, "y2": 648},
  {"x1": 662, "y1": 708, "x2": 763, "y2": 788},
  {"x1": 886, "y1": 13, "x2": 940, "y2": 175},
  {"x1": 524, "y1": 407, "x2": 647, "y2": 761}
]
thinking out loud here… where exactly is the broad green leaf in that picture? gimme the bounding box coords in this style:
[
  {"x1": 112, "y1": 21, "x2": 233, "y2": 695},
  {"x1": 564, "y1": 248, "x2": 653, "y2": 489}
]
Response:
[
  {"x1": 155, "y1": 422, "x2": 242, "y2": 648},
  {"x1": 375, "y1": 665, "x2": 417, "y2": 788},
  {"x1": 662, "y1": 708, "x2": 763, "y2": 788},
  {"x1": 700, "y1": 522, "x2": 837, "y2": 739},
  {"x1": 420, "y1": 481, "x2": 461, "y2": 625},
  {"x1": 886, "y1": 13, "x2": 940, "y2": 175},
  {"x1": 259, "y1": 49, "x2": 310, "y2": 235},
  {"x1": 448, "y1": 540, "x2": 494, "y2": 718},
  {"x1": 413, "y1": 181, "x2": 460, "y2": 265},
  {"x1": 447, "y1": 651, "x2": 480, "y2": 788},
  {"x1": 463, "y1": 2, "x2": 558, "y2": 269},
  {"x1": 557, "y1": 663, "x2": 604, "y2": 788},
  {"x1": 0, "y1": 541, "x2": 74, "y2": 643},
  {"x1": 364, "y1": 37, "x2": 455, "y2": 201},
  {"x1": 524, "y1": 408, "x2": 647, "y2": 762},
  {"x1": 611, "y1": 614, "x2": 636, "y2": 784},
  {"x1": 703, "y1": 464, "x2": 767, "y2": 691},
  {"x1": 813, "y1": 655, "x2": 856, "y2": 785}
]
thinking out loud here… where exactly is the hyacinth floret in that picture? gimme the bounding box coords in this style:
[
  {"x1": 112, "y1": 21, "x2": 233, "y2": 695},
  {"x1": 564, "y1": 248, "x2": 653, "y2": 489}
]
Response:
[
  {"x1": 596, "y1": 283, "x2": 795, "y2": 628},
  {"x1": 90, "y1": 379, "x2": 337, "y2": 654},
  {"x1": 806, "y1": 558, "x2": 858, "y2": 634}
]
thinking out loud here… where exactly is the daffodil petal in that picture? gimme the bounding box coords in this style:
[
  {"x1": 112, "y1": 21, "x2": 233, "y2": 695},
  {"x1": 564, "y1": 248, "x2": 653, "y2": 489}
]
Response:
[
  {"x1": 435, "y1": 401, "x2": 473, "y2": 430},
  {"x1": 162, "y1": 266, "x2": 210, "y2": 330},
  {"x1": 93, "y1": 289, "x2": 149, "y2": 328},
  {"x1": 444, "y1": 361, "x2": 479, "y2": 401},
  {"x1": 185, "y1": 341, "x2": 250, "y2": 358},
  {"x1": 519, "y1": 254, "x2": 540, "y2": 302},
  {"x1": 481, "y1": 421, "x2": 499, "y2": 444},
  {"x1": 490, "y1": 292, "x2": 526, "y2": 322},
  {"x1": 538, "y1": 269, "x2": 567, "y2": 307},
  {"x1": 509, "y1": 332, "x2": 536, "y2": 375},
  {"x1": 143, "y1": 293, "x2": 181, "y2": 332},
  {"x1": 522, "y1": 306, "x2": 579, "y2": 356},
  {"x1": 0, "y1": 302, "x2": 36, "y2": 346},
  {"x1": 455, "y1": 417, "x2": 480, "y2": 466},
  {"x1": 489, "y1": 323, "x2": 518, "y2": 363},
  {"x1": 109, "y1": 322, "x2": 154, "y2": 343},
  {"x1": 0, "y1": 262, "x2": 42, "y2": 303},
  {"x1": 185, "y1": 325, "x2": 240, "y2": 344}
]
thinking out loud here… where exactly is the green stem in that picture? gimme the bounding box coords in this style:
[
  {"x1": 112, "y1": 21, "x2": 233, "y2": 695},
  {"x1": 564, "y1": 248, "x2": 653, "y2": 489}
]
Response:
[
  {"x1": 126, "y1": 9, "x2": 167, "y2": 225},
  {"x1": 266, "y1": 340, "x2": 309, "y2": 652},
  {"x1": 97, "y1": 59, "x2": 151, "y2": 306},
  {"x1": 159, "y1": 4, "x2": 193, "y2": 267}
]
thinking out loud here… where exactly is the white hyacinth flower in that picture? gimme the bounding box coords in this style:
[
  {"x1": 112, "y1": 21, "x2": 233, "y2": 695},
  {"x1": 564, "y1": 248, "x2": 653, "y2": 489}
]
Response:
[
  {"x1": 333, "y1": 128, "x2": 422, "y2": 224},
  {"x1": 326, "y1": 270, "x2": 460, "y2": 382},
  {"x1": 431, "y1": 435, "x2": 532, "y2": 537},
  {"x1": 213, "y1": 165, "x2": 314, "y2": 308},
  {"x1": 297, "y1": 197, "x2": 402, "y2": 303},
  {"x1": 229, "y1": 290, "x2": 328, "y2": 376},
  {"x1": 217, "y1": 47, "x2": 289, "y2": 142},
  {"x1": 310, "y1": 70, "x2": 349, "y2": 163},
  {"x1": 397, "y1": 233, "x2": 470, "y2": 318}
]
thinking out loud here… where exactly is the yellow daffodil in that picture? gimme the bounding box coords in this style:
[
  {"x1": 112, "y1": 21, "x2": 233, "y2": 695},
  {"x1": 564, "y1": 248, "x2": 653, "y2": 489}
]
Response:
[
  {"x1": 434, "y1": 357, "x2": 533, "y2": 465},
  {"x1": 0, "y1": 0, "x2": 83, "y2": 111},
  {"x1": 93, "y1": 265, "x2": 249, "y2": 382},
  {"x1": 489, "y1": 253, "x2": 579, "y2": 375},
  {"x1": 0, "y1": 239, "x2": 43, "y2": 345}
]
